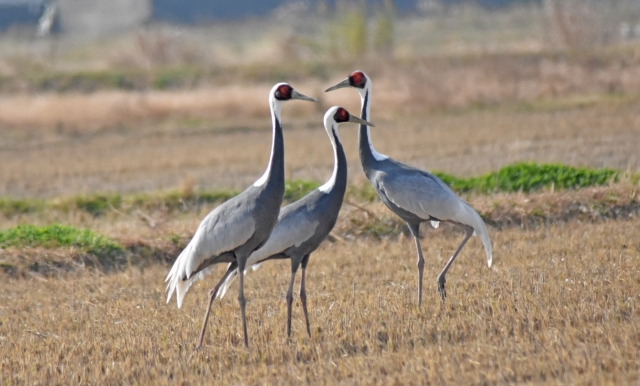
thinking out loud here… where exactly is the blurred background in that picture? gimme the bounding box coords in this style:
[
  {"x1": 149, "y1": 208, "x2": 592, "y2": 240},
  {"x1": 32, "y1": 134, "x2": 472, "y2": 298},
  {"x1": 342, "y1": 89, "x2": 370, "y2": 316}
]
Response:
[{"x1": 1, "y1": 0, "x2": 639, "y2": 197}]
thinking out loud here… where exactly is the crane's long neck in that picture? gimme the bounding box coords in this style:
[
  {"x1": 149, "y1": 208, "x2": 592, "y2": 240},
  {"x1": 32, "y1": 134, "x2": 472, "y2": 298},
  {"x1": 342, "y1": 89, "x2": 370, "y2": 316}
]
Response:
[
  {"x1": 318, "y1": 124, "x2": 348, "y2": 197},
  {"x1": 358, "y1": 87, "x2": 386, "y2": 178},
  {"x1": 254, "y1": 101, "x2": 285, "y2": 191}
]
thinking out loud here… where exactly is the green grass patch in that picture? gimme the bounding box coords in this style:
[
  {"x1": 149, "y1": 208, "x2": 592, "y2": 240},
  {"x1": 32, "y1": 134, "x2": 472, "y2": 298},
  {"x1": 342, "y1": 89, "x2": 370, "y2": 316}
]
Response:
[
  {"x1": 433, "y1": 162, "x2": 619, "y2": 194},
  {"x1": 0, "y1": 224, "x2": 122, "y2": 255}
]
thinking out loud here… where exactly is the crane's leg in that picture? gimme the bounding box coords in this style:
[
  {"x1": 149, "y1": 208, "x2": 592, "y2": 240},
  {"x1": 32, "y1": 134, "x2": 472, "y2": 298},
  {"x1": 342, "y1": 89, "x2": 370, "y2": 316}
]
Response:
[
  {"x1": 437, "y1": 225, "x2": 474, "y2": 302},
  {"x1": 299, "y1": 254, "x2": 311, "y2": 337},
  {"x1": 286, "y1": 261, "x2": 300, "y2": 338},
  {"x1": 237, "y1": 259, "x2": 249, "y2": 347},
  {"x1": 196, "y1": 262, "x2": 238, "y2": 349},
  {"x1": 407, "y1": 223, "x2": 425, "y2": 306}
]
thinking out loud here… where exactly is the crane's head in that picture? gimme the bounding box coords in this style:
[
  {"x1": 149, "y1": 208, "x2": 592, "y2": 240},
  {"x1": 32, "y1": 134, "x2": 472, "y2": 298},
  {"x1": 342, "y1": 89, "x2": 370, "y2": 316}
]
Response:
[
  {"x1": 324, "y1": 106, "x2": 374, "y2": 133},
  {"x1": 271, "y1": 83, "x2": 318, "y2": 104},
  {"x1": 325, "y1": 71, "x2": 369, "y2": 94}
]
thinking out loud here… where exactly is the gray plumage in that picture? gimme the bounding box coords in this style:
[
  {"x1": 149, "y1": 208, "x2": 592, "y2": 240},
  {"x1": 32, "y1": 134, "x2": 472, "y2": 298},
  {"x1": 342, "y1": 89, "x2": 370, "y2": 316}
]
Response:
[
  {"x1": 215, "y1": 106, "x2": 373, "y2": 337},
  {"x1": 164, "y1": 180, "x2": 281, "y2": 307},
  {"x1": 326, "y1": 71, "x2": 492, "y2": 305},
  {"x1": 165, "y1": 83, "x2": 317, "y2": 348}
]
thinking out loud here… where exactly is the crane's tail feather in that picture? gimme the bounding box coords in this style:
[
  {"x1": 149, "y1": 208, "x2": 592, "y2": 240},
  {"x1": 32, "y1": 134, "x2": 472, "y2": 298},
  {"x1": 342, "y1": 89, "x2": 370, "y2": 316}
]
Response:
[{"x1": 165, "y1": 241, "x2": 217, "y2": 308}]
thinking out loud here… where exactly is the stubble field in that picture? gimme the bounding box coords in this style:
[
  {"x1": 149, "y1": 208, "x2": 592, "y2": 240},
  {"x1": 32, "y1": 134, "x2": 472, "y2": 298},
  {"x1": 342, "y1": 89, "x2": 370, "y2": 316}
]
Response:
[
  {"x1": 1, "y1": 218, "x2": 639, "y2": 384},
  {"x1": 1, "y1": 72, "x2": 640, "y2": 383},
  {"x1": 0, "y1": 87, "x2": 640, "y2": 385}
]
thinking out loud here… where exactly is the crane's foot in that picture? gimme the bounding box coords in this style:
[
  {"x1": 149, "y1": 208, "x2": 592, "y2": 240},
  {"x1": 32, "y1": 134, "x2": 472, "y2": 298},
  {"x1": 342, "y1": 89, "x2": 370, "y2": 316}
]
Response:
[{"x1": 437, "y1": 274, "x2": 447, "y2": 302}]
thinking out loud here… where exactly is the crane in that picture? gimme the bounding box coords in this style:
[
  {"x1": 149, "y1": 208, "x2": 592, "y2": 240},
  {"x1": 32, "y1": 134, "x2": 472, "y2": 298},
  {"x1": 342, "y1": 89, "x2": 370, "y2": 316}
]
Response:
[
  {"x1": 165, "y1": 83, "x2": 317, "y2": 348},
  {"x1": 326, "y1": 71, "x2": 492, "y2": 305},
  {"x1": 211, "y1": 106, "x2": 374, "y2": 339}
]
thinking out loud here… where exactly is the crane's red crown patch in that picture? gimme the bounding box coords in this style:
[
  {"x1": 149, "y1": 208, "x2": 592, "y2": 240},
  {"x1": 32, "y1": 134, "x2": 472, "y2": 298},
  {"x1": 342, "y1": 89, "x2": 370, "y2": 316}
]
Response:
[
  {"x1": 275, "y1": 84, "x2": 293, "y2": 100},
  {"x1": 333, "y1": 107, "x2": 350, "y2": 123},
  {"x1": 349, "y1": 71, "x2": 366, "y2": 88}
]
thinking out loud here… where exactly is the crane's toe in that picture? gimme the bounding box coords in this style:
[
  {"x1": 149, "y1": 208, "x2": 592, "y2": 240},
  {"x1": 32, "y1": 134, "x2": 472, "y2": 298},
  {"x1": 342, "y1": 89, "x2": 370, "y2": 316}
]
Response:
[{"x1": 437, "y1": 274, "x2": 447, "y2": 302}]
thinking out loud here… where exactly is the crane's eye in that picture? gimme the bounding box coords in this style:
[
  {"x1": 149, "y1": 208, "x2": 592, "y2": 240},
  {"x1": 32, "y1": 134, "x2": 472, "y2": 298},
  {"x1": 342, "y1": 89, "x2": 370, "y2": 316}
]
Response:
[
  {"x1": 349, "y1": 71, "x2": 366, "y2": 88},
  {"x1": 275, "y1": 85, "x2": 292, "y2": 100},
  {"x1": 333, "y1": 107, "x2": 349, "y2": 123}
]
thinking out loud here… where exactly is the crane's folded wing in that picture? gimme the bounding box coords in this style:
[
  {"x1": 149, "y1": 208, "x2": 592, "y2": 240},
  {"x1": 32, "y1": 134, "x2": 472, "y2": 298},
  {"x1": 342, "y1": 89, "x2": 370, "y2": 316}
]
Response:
[
  {"x1": 166, "y1": 196, "x2": 256, "y2": 287},
  {"x1": 377, "y1": 170, "x2": 493, "y2": 267},
  {"x1": 377, "y1": 171, "x2": 465, "y2": 222},
  {"x1": 246, "y1": 205, "x2": 320, "y2": 266}
]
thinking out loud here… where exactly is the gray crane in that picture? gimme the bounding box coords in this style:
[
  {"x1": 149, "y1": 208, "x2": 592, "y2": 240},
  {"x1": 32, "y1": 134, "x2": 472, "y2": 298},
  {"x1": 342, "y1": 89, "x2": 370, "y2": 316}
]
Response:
[
  {"x1": 326, "y1": 71, "x2": 492, "y2": 305},
  {"x1": 165, "y1": 83, "x2": 317, "y2": 348},
  {"x1": 210, "y1": 106, "x2": 374, "y2": 339}
]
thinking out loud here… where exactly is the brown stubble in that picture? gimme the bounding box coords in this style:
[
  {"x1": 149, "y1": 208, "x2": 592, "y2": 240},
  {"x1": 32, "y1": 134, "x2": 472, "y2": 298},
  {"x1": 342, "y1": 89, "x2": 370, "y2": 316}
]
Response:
[{"x1": 1, "y1": 218, "x2": 638, "y2": 384}]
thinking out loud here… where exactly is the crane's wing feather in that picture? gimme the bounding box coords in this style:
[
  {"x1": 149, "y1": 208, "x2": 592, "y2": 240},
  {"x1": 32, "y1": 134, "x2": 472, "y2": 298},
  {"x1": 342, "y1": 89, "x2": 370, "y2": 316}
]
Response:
[
  {"x1": 377, "y1": 169, "x2": 493, "y2": 267},
  {"x1": 376, "y1": 170, "x2": 463, "y2": 222},
  {"x1": 216, "y1": 200, "x2": 321, "y2": 299},
  {"x1": 165, "y1": 195, "x2": 257, "y2": 307},
  {"x1": 248, "y1": 204, "x2": 320, "y2": 265}
]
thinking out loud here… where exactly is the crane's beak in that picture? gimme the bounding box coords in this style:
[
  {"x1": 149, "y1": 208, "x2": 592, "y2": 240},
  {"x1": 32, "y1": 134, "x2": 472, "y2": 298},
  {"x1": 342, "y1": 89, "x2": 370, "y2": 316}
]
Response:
[
  {"x1": 348, "y1": 115, "x2": 374, "y2": 127},
  {"x1": 291, "y1": 90, "x2": 319, "y2": 102},
  {"x1": 325, "y1": 78, "x2": 350, "y2": 92}
]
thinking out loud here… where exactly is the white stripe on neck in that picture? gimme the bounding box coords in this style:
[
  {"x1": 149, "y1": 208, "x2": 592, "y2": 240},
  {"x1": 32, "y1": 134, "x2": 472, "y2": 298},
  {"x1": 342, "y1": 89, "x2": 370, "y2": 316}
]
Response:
[
  {"x1": 368, "y1": 126, "x2": 388, "y2": 161},
  {"x1": 318, "y1": 124, "x2": 339, "y2": 193},
  {"x1": 361, "y1": 88, "x2": 387, "y2": 161}
]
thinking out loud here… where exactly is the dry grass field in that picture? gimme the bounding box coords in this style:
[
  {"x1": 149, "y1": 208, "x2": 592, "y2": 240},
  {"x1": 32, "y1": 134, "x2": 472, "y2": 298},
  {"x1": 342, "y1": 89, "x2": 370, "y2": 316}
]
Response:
[
  {"x1": 0, "y1": 89, "x2": 639, "y2": 383},
  {"x1": 1, "y1": 217, "x2": 639, "y2": 384},
  {"x1": 2, "y1": 4, "x2": 640, "y2": 383}
]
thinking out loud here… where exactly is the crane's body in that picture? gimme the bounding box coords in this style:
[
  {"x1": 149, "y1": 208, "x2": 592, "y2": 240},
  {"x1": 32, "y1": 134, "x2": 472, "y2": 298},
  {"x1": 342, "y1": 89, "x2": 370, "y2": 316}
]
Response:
[
  {"x1": 165, "y1": 166, "x2": 284, "y2": 308},
  {"x1": 165, "y1": 83, "x2": 317, "y2": 348},
  {"x1": 218, "y1": 186, "x2": 346, "y2": 297},
  {"x1": 326, "y1": 72, "x2": 492, "y2": 304},
  {"x1": 367, "y1": 159, "x2": 489, "y2": 232},
  {"x1": 215, "y1": 106, "x2": 373, "y2": 337}
]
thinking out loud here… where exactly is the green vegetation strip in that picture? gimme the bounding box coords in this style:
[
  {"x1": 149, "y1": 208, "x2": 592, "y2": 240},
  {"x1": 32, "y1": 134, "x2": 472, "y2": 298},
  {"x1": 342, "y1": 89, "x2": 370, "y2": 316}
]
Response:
[
  {"x1": 0, "y1": 224, "x2": 122, "y2": 254},
  {"x1": 0, "y1": 180, "x2": 319, "y2": 217},
  {"x1": 0, "y1": 224, "x2": 174, "y2": 277},
  {"x1": 433, "y1": 162, "x2": 619, "y2": 194},
  {"x1": 0, "y1": 189, "x2": 239, "y2": 217},
  {"x1": 0, "y1": 163, "x2": 631, "y2": 218}
]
